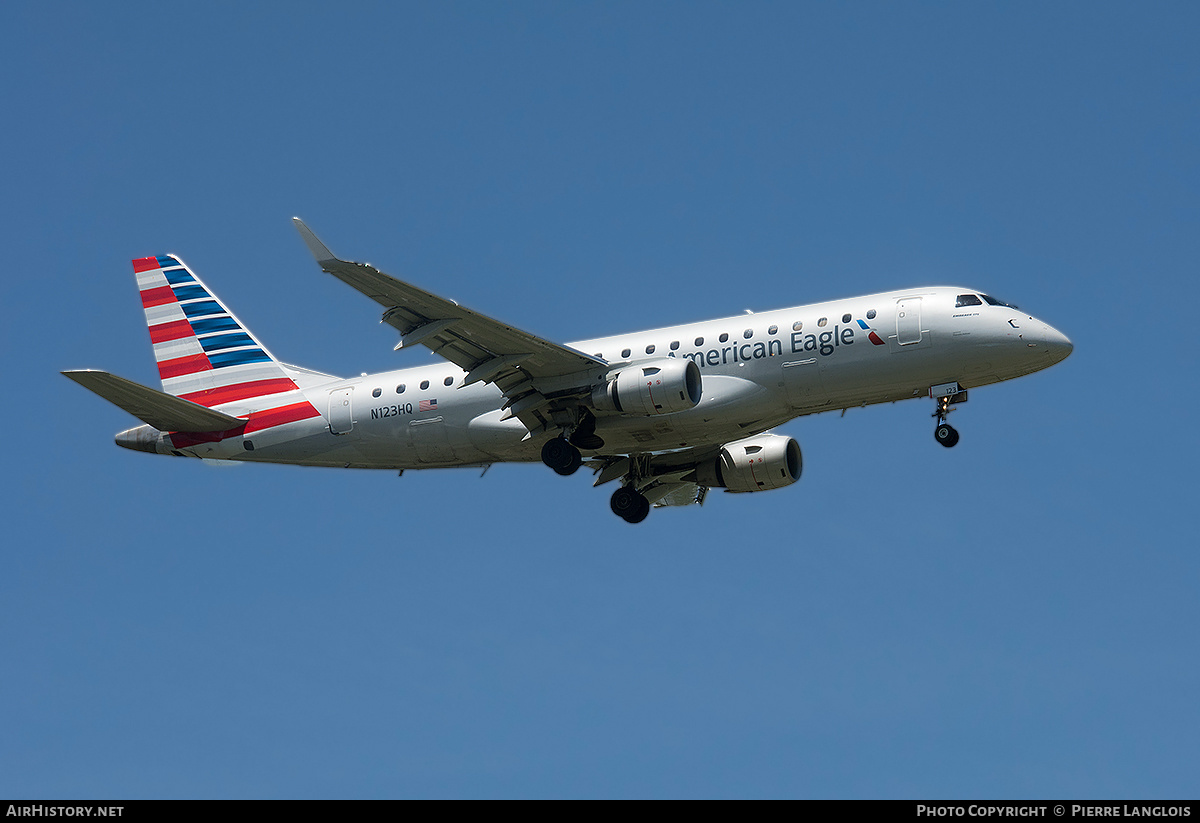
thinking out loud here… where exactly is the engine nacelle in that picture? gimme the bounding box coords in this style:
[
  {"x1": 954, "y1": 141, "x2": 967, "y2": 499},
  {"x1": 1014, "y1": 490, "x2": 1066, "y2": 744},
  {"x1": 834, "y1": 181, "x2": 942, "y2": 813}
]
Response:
[
  {"x1": 695, "y1": 433, "x2": 803, "y2": 493},
  {"x1": 590, "y1": 358, "x2": 702, "y2": 416}
]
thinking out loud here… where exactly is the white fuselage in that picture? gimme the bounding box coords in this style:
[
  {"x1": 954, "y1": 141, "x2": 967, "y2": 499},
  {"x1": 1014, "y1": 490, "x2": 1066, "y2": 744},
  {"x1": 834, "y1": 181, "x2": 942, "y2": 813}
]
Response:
[{"x1": 151, "y1": 286, "x2": 1072, "y2": 468}]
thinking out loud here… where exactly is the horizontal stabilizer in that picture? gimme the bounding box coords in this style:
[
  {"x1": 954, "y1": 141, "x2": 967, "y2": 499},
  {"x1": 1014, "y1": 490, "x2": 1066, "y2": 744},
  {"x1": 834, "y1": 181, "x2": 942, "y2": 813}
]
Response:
[{"x1": 62, "y1": 370, "x2": 244, "y2": 432}]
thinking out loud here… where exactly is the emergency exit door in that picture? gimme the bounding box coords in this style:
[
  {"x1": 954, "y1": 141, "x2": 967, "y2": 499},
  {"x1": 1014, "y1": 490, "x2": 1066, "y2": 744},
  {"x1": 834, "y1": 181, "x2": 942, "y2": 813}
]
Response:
[{"x1": 328, "y1": 388, "x2": 354, "y2": 434}]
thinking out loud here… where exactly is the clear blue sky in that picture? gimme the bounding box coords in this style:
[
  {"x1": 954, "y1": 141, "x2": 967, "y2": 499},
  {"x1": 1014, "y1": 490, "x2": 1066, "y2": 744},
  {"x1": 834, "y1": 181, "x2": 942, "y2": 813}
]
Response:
[{"x1": 3, "y1": 1, "x2": 1197, "y2": 799}]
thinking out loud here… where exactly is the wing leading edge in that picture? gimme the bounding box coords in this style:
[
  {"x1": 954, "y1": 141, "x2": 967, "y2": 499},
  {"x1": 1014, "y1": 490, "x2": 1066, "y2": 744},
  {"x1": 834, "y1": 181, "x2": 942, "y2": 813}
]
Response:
[{"x1": 293, "y1": 218, "x2": 607, "y2": 433}]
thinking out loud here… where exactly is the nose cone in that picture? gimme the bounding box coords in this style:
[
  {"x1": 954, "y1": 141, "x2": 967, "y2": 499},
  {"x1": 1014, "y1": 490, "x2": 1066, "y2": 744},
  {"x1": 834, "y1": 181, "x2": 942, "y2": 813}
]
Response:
[{"x1": 1041, "y1": 323, "x2": 1073, "y2": 365}]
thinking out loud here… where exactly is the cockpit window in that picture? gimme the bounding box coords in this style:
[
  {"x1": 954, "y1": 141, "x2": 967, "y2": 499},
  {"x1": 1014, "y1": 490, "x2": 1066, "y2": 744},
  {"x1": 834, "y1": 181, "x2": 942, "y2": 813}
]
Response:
[
  {"x1": 981, "y1": 294, "x2": 1019, "y2": 309},
  {"x1": 956, "y1": 294, "x2": 983, "y2": 307}
]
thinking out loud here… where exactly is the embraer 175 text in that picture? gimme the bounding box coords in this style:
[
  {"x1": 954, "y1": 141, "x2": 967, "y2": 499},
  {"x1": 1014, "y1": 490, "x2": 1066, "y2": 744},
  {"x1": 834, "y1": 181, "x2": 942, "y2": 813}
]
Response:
[{"x1": 65, "y1": 219, "x2": 1073, "y2": 523}]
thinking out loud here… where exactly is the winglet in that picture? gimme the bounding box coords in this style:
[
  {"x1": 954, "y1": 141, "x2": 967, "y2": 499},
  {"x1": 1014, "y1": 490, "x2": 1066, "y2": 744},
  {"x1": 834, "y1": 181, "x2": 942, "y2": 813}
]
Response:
[{"x1": 292, "y1": 217, "x2": 338, "y2": 265}]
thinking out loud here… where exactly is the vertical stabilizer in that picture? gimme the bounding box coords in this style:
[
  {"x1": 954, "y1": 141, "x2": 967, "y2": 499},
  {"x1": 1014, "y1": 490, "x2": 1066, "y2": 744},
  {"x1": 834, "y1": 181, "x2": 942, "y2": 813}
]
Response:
[{"x1": 132, "y1": 255, "x2": 320, "y2": 429}]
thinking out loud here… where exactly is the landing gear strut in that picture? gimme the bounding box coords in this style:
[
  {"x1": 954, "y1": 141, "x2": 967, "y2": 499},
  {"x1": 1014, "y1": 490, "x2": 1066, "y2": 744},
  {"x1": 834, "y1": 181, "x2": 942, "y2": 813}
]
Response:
[
  {"x1": 541, "y1": 437, "x2": 582, "y2": 475},
  {"x1": 610, "y1": 485, "x2": 651, "y2": 524},
  {"x1": 568, "y1": 410, "x2": 605, "y2": 451},
  {"x1": 932, "y1": 393, "x2": 961, "y2": 448}
]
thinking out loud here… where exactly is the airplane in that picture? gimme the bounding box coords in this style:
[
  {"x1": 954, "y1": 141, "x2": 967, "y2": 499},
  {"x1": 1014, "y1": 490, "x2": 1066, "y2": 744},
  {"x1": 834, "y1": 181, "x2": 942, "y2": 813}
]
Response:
[{"x1": 64, "y1": 218, "x2": 1073, "y2": 523}]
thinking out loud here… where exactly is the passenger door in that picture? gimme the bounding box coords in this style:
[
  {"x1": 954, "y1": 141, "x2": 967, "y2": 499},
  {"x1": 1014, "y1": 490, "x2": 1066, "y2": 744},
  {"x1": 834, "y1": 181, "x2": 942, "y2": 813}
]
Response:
[{"x1": 896, "y1": 298, "x2": 922, "y2": 345}]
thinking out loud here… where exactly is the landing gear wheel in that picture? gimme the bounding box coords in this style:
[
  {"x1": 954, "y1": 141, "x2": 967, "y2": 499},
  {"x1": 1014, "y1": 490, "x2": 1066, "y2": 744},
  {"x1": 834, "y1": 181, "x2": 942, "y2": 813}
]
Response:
[
  {"x1": 935, "y1": 423, "x2": 960, "y2": 448},
  {"x1": 541, "y1": 438, "x2": 582, "y2": 475},
  {"x1": 626, "y1": 496, "x2": 651, "y2": 524},
  {"x1": 610, "y1": 486, "x2": 650, "y2": 523}
]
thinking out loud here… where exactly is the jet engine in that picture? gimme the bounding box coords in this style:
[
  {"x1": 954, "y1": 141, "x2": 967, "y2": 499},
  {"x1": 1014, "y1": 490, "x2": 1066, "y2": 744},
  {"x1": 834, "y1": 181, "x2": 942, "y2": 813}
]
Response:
[
  {"x1": 694, "y1": 433, "x2": 803, "y2": 492},
  {"x1": 590, "y1": 358, "x2": 702, "y2": 416}
]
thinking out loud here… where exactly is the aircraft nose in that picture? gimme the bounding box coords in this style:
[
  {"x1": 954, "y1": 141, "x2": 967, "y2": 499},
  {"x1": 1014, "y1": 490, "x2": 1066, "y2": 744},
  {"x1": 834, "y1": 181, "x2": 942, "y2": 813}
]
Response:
[{"x1": 1040, "y1": 323, "x2": 1073, "y2": 364}]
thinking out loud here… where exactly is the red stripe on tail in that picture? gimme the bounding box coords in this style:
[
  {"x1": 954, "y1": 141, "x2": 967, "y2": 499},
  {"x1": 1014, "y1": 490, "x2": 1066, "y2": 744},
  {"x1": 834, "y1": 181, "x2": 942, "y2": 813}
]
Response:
[
  {"x1": 179, "y1": 377, "x2": 299, "y2": 408},
  {"x1": 139, "y1": 286, "x2": 176, "y2": 308},
  {"x1": 158, "y1": 353, "x2": 212, "y2": 379},
  {"x1": 148, "y1": 319, "x2": 194, "y2": 344},
  {"x1": 243, "y1": 402, "x2": 321, "y2": 434},
  {"x1": 166, "y1": 401, "x2": 320, "y2": 448},
  {"x1": 167, "y1": 426, "x2": 246, "y2": 449}
]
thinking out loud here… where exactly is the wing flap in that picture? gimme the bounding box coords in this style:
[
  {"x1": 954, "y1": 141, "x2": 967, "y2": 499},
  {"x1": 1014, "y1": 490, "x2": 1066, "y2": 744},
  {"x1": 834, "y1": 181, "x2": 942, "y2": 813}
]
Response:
[
  {"x1": 652, "y1": 483, "x2": 706, "y2": 508},
  {"x1": 63, "y1": 370, "x2": 244, "y2": 433}
]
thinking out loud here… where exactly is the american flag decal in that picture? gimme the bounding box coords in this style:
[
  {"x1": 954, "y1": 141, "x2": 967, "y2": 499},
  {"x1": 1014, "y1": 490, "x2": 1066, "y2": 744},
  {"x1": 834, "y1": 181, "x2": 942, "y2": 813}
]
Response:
[{"x1": 419, "y1": 399, "x2": 438, "y2": 411}]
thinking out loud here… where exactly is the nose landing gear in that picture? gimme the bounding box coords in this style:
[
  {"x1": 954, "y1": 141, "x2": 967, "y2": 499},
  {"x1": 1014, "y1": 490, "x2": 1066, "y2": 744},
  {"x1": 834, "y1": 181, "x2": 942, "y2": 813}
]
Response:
[
  {"x1": 931, "y1": 387, "x2": 966, "y2": 448},
  {"x1": 934, "y1": 421, "x2": 960, "y2": 447}
]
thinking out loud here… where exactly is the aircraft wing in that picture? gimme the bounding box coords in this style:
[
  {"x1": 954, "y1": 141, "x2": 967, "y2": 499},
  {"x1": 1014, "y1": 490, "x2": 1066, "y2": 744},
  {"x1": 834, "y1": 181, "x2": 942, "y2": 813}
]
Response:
[{"x1": 294, "y1": 218, "x2": 607, "y2": 431}]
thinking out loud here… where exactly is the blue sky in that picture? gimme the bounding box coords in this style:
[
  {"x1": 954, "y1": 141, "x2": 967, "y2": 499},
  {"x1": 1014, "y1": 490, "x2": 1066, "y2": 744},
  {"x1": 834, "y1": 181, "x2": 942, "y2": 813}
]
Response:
[{"x1": 2, "y1": 1, "x2": 1197, "y2": 798}]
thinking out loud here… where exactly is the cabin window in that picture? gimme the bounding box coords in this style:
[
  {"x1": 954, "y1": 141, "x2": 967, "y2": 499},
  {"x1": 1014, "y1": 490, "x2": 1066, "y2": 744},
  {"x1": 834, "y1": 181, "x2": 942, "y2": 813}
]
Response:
[
  {"x1": 743, "y1": 329, "x2": 753, "y2": 339},
  {"x1": 396, "y1": 384, "x2": 405, "y2": 394},
  {"x1": 818, "y1": 317, "x2": 828, "y2": 327},
  {"x1": 768, "y1": 325, "x2": 778, "y2": 335},
  {"x1": 420, "y1": 380, "x2": 430, "y2": 390},
  {"x1": 866, "y1": 309, "x2": 876, "y2": 320},
  {"x1": 621, "y1": 348, "x2": 631, "y2": 358},
  {"x1": 956, "y1": 294, "x2": 983, "y2": 307},
  {"x1": 719, "y1": 332, "x2": 729, "y2": 343},
  {"x1": 792, "y1": 321, "x2": 803, "y2": 332},
  {"x1": 372, "y1": 388, "x2": 382, "y2": 398},
  {"x1": 842, "y1": 313, "x2": 851, "y2": 323},
  {"x1": 444, "y1": 376, "x2": 454, "y2": 386},
  {"x1": 670, "y1": 340, "x2": 680, "y2": 351},
  {"x1": 695, "y1": 336, "x2": 704, "y2": 346},
  {"x1": 645, "y1": 344, "x2": 655, "y2": 354}
]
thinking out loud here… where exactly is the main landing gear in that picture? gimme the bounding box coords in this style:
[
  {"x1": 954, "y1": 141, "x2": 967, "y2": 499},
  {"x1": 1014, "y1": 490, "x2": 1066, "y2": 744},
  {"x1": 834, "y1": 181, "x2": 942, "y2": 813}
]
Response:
[
  {"x1": 541, "y1": 437, "x2": 582, "y2": 476},
  {"x1": 541, "y1": 437, "x2": 655, "y2": 524},
  {"x1": 540, "y1": 412, "x2": 605, "y2": 476},
  {"x1": 932, "y1": 391, "x2": 964, "y2": 448},
  {"x1": 610, "y1": 485, "x2": 651, "y2": 524}
]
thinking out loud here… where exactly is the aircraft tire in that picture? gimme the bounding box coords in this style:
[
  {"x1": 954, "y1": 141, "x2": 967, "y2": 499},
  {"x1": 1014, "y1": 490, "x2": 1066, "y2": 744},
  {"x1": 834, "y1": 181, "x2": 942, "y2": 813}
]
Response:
[
  {"x1": 542, "y1": 438, "x2": 582, "y2": 475},
  {"x1": 556, "y1": 447, "x2": 583, "y2": 476},
  {"x1": 623, "y1": 495, "x2": 651, "y2": 524},
  {"x1": 935, "y1": 424, "x2": 960, "y2": 448},
  {"x1": 611, "y1": 486, "x2": 648, "y2": 520}
]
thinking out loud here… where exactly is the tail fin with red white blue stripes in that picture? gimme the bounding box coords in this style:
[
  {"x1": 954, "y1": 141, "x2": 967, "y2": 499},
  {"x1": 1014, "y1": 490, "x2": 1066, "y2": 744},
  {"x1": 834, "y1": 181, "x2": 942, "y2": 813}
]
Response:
[{"x1": 132, "y1": 254, "x2": 319, "y2": 423}]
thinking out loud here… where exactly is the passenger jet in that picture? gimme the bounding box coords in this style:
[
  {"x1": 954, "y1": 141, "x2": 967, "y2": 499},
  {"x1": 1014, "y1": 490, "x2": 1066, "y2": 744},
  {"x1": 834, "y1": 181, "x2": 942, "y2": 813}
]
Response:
[{"x1": 64, "y1": 219, "x2": 1073, "y2": 523}]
